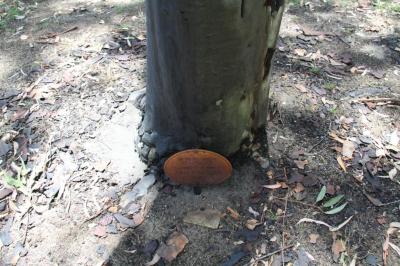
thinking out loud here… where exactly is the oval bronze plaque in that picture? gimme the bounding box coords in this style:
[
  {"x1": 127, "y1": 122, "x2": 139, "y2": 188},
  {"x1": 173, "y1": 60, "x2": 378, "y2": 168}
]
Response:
[{"x1": 164, "y1": 149, "x2": 232, "y2": 186}]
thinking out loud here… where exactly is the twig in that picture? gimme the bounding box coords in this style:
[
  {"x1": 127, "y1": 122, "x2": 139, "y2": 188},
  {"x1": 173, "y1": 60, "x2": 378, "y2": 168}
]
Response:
[
  {"x1": 60, "y1": 26, "x2": 78, "y2": 35},
  {"x1": 23, "y1": 211, "x2": 30, "y2": 245},
  {"x1": 353, "y1": 98, "x2": 400, "y2": 106},
  {"x1": 308, "y1": 137, "x2": 326, "y2": 152},
  {"x1": 245, "y1": 245, "x2": 294, "y2": 266},
  {"x1": 281, "y1": 189, "x2": 289, "y2": 266},
  {"x1": 275, "y1": 198, "x2": 323, "y2": 212},
  {"x1": 80, "y1": 203, "x2": 111, "y2": 226}
]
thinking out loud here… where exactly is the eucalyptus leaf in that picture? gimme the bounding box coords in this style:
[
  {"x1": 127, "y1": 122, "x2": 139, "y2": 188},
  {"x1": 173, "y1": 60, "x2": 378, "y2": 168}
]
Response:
[
  {"x1": 323, "y1": 195, "x2": 345, "y2": 208},
  {"x1": 324, "y1": 202, "x2": 348, "y2": 215},
  {"x1": 316, "y1": 186, "x2": 326, "y2": 203}
]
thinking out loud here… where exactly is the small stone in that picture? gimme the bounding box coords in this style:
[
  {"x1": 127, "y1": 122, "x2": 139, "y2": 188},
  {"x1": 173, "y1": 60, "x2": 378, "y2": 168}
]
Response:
[
  {"x1": 365, "y1": 255, "x2": 378, "y2": 266},
  {"x1": 0, "y1": 188, "x2": 12, "y2": 200},
  {"x1": 114, "y1": 213, "x2": 135, "y2": 228},
  {"x1": 108, "y1": 206, "x2": 118, "y2": 213},
  {"x1": 93, "y1": 160, "x2": 110, "y2": 172},
  {"x1": 257, "y1": 157, "x2": 270, "y2": 169},
  {"x1": 120, "y1": 174, "x2": 156, "y2": 209},
  {"x1": 0, "y1": 201, "x2": 6, "y2": 212},
  {"x1": 14, "y1": 242, "x2": 28, "y2": 257},
  {"x1": 0, "y1": 140, "x2": 11, "y2": 157},
  {"x1": 147, "y1": 148, "x2": 157, "y2": 162},
  {"x1": 89, "y1": 113, "x2": 102, "y2": 122},
  {"x1": 94, "y1": 226, "x2": 107, "y2": 238},
  {"x1": 0, "y1": 231, "x2": 13, "y2": 246},
  {"x1": 106, "y1": 224, "x2": 118, "y2": 234},
  {"x1": 99, "y1": 215, "x2": 113, "y2": 226}
]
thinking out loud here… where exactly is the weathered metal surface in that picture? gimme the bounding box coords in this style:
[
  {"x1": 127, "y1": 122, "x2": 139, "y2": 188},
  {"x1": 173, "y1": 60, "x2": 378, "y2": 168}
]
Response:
[{"x1": 164, "y1": 149, "x2": 232, "y2": 185}]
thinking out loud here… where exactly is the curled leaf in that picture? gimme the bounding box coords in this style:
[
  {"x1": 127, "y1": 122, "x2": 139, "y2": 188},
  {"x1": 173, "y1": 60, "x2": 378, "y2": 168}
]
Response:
[
  {"x1": 323, "y1": 195, "x2": 345, "y2": 208},
  {"x1": 316, "y1": 186, "x2": 326, "y2": 203},
  {"x1": 324, "y1": 202, "x2": 348, "y2": 215}
]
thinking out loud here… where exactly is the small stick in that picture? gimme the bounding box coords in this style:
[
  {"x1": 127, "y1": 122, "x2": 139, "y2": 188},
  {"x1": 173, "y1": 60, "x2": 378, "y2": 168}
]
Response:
[
  {"x1": 245, "y1": 245, "x2": 294, "y2": 266},
  {"x1": 60, "y1": 26, "x2": 78, "y2": 35},
  {"x1": 275, "y1": 198, "x2": 323, "y2": 212},
  {"x1": 308, "y1": 137, "x2": 325, "y2": 152},
  {"x1": 353, "y1": 98, "x2": 400, "y2": 105},
  {"x1": 281, "y1": 191, "x2": 289, "y2": 266}
]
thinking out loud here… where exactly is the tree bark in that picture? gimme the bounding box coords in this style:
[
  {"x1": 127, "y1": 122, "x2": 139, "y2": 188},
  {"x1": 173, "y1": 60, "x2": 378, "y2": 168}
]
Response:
[{"x1": 140, "y1": 0, "x2": 284, "y2": 161}]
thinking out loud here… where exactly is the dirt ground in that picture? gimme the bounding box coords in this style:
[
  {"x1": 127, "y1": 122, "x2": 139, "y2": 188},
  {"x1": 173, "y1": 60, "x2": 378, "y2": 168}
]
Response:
[{"x1": 1, "y1": 0, "x2": 400, "y2": 265}]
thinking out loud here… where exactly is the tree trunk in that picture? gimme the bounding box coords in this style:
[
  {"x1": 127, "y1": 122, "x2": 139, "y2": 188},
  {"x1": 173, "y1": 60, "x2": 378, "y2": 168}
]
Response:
[{"x1": 140, "y1": 0, "x2": 284, "y2": 161}]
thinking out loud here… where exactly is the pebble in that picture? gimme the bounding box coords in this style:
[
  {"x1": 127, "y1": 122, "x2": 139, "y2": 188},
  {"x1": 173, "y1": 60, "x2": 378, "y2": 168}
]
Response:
[
  {"x1": 0, "y1": 188, "x2": 12, "y2": 200},
  {"x1": 106, "y1": 224, "x2": 118, "y2": 234},
  {"x1": 0, "y1": 201, "x2": 6, "y2": 212}
]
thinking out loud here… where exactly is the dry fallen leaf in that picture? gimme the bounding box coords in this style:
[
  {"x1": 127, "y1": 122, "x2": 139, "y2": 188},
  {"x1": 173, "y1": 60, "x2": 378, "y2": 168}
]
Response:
[
  {"x1": 294, "y1": 48, "x2": 307, "y2": 57},
  {"x1": 342, "y1": 141, "x2": 356, "y2": 158},
  {"x1": 363, "y1": 192, "x2": 384, "y2": 207},
  {"x1": 227, "y1": 207, "x2": 240, "y2": 220},
  {"x1": 337, "y1": 156, "x2": 347, "y2": 172},
  {"x1": 294, "y1": 160, "x2": 309, "y2": 170},
  {"x1": 295, "y1": 84, "x2": 308, "y2": 93},
  {"x1": 246, "y1": 219, "x2": 261, "y2": 230},
  {"x1": 294, "y1": 183, "x2": 305, "y2": 193},
  {"x1": 157, "y1": 232, "x2": 189, "y2": 262},
  {"x1": 332, "y1": 239, "x2": 346, "y2": 262},
  {"x1": 309, "y1": 233, "x2": 319, "y2": 244},
  {"x1": 326, "y1": 184, "x2": 335, "y2": 195},
  {"x1": 108, "y1": 206, "x2": 118, "y2": 213},
  {"x1": 377, "y1": 217, "x2": 387, "y2": 225}
]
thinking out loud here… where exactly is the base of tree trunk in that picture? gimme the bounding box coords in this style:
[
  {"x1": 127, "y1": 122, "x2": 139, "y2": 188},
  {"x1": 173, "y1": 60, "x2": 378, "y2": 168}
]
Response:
[{"x1": 137, "y1": 0, "x2": 284, "y2": 163}]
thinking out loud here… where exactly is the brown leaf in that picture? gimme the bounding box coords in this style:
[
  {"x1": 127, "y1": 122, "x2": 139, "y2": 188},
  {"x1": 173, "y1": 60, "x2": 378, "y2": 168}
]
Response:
[
  {"x1": 108, "y1": 206, "x2": 118, "y2": 213},
  {"x1": 132, "y1": 212, "x2": 145, "y2": 226},
  {"x1": 183, "y1": 209, "x2": 221, "y2": 229},
  {"x1": 332, "y1": 239, "x2": 346, "y2": 262},
  {"x1": 326, "y1": 184, "x2": 335, "y2": 195},
  {"x1": 364, "y1": 192, "x2": 384, "y2": 206},
  {"x1": 295, "y1": 84, "x2": 308, "y2": 93},
  {"x1": 370, "y1": 70, "x2": 385, "y2": 79},
  {"x1": 294, "y1": 160, "x2": 308, "y2": 170},
  {"x1": 99, "y1": 214, "x2": 113, "y2": 226},
  {"x1": 280, "y1": 182, "x2": 288, "y2": 189},
  {"x1": 377, "y1": 217, "x2": 387, "y2": 225},
  {"x1": 352, "y1": 172, "x2": 364, "y2": 182},
  {"x1": 157, "y1": 232, "x2": 188, "y2": 262},
  {"x1": 226, "y1": 207, "x2": 240, "y2": 220},
  {"x1": 309, "y1": 233, "x2": 319, "y2": 244},
  {"x1": 329, "y1": 132, "x2": 345, "y2": 144},
  {"x1": 337, "y1": 156, "x2": 347, "y2": 172},
  {"x1": 342, "y1": 141, "x2": 356, "y2": 158},
  {"x1": 11, "y1": 109, "x2": 30, "y2": 122},
  {"x1": 294, "y1": 183, "x2": 305, "y2": 193},
  {"x1": 246, "y1": 219, "x2": 261, "y2": 230}
]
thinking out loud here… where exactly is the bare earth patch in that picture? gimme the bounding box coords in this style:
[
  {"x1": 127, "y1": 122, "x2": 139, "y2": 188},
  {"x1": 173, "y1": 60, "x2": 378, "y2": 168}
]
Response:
[{"x1": 1, "y1": 0, "x2": 400, "y2": 265}]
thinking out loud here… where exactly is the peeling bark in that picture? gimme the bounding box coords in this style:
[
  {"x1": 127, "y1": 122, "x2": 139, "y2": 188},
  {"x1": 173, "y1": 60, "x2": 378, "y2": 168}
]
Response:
[{"x1": 140, "y1": 0, "x2": 284, "y2": 161}]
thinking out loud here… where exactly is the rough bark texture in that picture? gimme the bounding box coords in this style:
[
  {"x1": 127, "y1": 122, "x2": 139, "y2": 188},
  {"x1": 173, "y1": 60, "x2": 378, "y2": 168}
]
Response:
[{"x1": 140, "y1": 0, "x2": 284, "y2": 161}]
